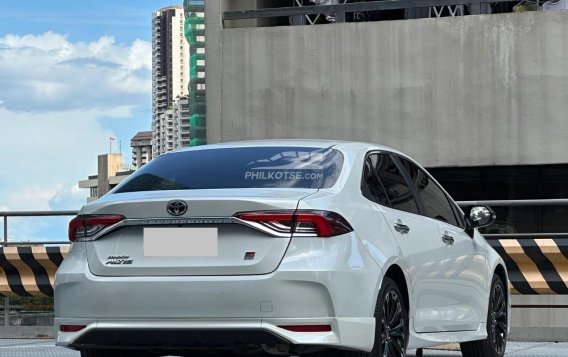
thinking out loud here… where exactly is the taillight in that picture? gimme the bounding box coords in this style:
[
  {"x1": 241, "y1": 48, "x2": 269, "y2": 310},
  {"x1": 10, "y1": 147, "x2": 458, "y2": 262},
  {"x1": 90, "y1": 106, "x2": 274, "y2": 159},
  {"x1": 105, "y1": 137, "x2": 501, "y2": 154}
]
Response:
[
  {"x1": 60, "y1": 325, "x2": 86, "y2": 332},
  {"x1": 234, "y1": 210, "x2": 353, "y2": 237},
  {"x1": 68, "y1": 215, "x2": 125, "y2": 242}
]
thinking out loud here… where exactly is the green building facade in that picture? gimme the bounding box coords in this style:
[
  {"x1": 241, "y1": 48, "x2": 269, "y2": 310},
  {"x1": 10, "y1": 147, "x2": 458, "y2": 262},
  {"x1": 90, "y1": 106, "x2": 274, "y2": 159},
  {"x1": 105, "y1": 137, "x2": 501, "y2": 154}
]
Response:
[{"x1": 183, "y1": 0, "x2": 206, "y2": 146}]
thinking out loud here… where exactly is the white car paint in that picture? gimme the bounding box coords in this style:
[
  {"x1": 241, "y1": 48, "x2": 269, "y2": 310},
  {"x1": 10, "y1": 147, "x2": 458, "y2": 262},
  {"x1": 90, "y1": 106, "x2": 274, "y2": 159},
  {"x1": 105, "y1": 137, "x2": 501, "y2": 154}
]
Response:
[{"x1": 55, "y1": 140, "x2": 510, "y2": 355}]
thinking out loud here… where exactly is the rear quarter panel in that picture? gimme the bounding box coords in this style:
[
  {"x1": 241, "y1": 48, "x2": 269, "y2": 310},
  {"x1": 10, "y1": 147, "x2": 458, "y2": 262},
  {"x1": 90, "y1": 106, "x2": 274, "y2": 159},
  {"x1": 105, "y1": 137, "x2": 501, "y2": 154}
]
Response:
[{"x1": 295, "y1": 147, "x2": 406, "y2": 316}]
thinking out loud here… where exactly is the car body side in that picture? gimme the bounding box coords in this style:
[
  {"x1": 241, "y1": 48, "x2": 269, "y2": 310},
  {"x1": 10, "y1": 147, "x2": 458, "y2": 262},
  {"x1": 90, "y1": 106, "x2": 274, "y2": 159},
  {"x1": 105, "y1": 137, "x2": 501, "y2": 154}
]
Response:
[{"x1": 292, "y1": 143, "x2": 511, "y2": 349}]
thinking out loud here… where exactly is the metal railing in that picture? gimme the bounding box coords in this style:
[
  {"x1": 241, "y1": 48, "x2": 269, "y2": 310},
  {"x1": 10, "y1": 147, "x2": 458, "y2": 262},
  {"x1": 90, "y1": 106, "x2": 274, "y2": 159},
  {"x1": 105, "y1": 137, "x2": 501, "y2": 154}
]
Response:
[
  {"x1": 455, "y1": 199, "x2": 568, "y2": 296},
  {"x1": 223, "y1": 0, "x2": 519, "y2": 22},
  {"x1": 0, "y1": 200, "x2": 566, "y2": 333},
  {"x1": 3, "y1": 202, "x2": 567, "y2": 242},
  {"x1": 456, "y1": 199, "x2": 568, "y2": 239},
  {"x1": 2, "y1": 201, "x2": 567, "y2": 242},
  {"x1": 1, "y1": 210, "x2": 77, "y2": 247},
  {"x1": 458, "y1": 198, "x2": 568, "y2": 207},
  {"x1": 1, "y1": 210, "x2": 75, "y2": 330}
]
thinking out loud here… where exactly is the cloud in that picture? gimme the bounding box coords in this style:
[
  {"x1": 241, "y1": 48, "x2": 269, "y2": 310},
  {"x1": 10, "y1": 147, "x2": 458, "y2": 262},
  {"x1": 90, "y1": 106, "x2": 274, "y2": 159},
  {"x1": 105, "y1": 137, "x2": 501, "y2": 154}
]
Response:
[
  {"x1": 0, "y1": 107, "x2": 121, "y2": 209},
  {"x1": 0, "y1": 31, "x2": 151, "y2": 111},
  {"x1": 0, "y1": 105, "x2": 127, "y2": 242},
  {"x1": 50, "y1": 184, "x2": 86, "y2": 210},
  {"x1": 0, "y1": 32, "x2": 152, "y2": 242}
]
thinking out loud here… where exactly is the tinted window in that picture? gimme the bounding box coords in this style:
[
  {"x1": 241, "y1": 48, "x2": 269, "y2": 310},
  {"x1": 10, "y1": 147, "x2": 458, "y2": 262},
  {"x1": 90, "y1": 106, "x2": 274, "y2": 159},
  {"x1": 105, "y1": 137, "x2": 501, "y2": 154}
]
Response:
[
  {"x1": 115, "y1": 147, "x2": 344, "y2": 193},
  {"x1": 449, "y1": 201, "x2": 466, "y2": 228},
  {"x1": 375, "y1": 154, "x2": 419, "y2": 214},
  {"x1": 362, "y1": 154, "x2": 389, "y2": 205},
  {"x1": 398, "y1": 157, "x2": 458, "y2": 226}
]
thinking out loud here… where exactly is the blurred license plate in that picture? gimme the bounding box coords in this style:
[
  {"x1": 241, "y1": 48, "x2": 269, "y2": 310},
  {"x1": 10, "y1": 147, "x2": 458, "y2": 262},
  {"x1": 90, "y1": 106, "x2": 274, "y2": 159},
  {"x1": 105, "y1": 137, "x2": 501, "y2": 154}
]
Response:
[{"x1": 144, "y1": 228, "x2": 218, "y2": 257}]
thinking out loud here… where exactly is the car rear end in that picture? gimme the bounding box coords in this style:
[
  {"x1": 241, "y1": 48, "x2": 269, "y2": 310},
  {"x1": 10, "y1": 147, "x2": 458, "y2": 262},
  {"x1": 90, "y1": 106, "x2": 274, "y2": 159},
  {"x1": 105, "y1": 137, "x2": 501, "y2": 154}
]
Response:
[{"x1": 55, "y1": 143, "x2": 382, "y2": 355}]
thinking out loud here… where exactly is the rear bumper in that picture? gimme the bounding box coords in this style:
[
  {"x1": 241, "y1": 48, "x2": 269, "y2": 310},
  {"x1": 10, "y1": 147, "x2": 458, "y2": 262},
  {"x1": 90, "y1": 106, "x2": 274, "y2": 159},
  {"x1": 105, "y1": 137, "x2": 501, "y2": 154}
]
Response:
[
  {"x1": 56, "y1": 317, "x2": 375, "y2": 351},
  {"x1": 55, "y1": 235, "x2": 382, "y2": 352}
]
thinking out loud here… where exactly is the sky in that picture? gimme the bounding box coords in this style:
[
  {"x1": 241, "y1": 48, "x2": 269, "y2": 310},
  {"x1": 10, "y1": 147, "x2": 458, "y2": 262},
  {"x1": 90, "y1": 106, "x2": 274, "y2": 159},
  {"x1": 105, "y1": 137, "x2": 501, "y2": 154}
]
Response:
[{"x1": 0, "y1": 0, "x2": 181, "y2": 242}]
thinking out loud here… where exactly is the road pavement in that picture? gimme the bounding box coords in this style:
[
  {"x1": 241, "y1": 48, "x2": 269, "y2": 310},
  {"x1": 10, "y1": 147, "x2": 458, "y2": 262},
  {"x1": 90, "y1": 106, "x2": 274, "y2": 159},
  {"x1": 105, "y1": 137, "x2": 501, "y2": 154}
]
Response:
[{"x1": 0, "y1": 340, "x2": 566, "y2": 356}]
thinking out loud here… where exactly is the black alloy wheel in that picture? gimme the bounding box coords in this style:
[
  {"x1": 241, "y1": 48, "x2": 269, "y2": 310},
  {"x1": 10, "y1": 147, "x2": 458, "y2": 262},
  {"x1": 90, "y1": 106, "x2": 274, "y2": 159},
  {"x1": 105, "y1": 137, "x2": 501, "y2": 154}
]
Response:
[
  {"x1": 489, "y1": 279, "x2": 508, "y2": 355},
  {"x1": 461, "y1": 274, "x2": 508, "y2": 357},
  {"x1": 380, "y1": 289, "x2": 407, "y2": 357}
]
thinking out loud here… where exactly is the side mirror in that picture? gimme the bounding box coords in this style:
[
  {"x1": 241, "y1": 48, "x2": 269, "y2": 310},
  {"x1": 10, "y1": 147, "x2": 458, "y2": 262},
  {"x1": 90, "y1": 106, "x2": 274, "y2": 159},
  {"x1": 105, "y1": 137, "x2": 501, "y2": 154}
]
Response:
[{"x1": 466, "y1": 206, "x2": 496, "y2": 229}]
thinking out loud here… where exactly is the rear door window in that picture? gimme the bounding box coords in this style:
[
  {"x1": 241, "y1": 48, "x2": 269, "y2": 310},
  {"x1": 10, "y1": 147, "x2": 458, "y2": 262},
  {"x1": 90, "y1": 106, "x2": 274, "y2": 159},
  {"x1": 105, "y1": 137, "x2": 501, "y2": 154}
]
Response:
[
  {"x1": 115, "y1": 146, "x2": 344, "y2": 193},
  {"x1": 362, "y1": 154, "x2": 390, "y2": 206},
  {"x1": 397, "y1": 157, "x2": 459, "y2": 226},
  {"x1": 374, "y1": 153, "x2": 419, "y2": 214}
]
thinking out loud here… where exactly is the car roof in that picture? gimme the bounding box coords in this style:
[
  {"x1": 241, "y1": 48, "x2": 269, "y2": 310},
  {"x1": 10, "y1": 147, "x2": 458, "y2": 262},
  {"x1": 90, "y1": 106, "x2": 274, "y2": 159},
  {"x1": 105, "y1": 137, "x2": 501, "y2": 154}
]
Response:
[{"x1": 169, "y1": 139, "x2": 404, "y2": 156}]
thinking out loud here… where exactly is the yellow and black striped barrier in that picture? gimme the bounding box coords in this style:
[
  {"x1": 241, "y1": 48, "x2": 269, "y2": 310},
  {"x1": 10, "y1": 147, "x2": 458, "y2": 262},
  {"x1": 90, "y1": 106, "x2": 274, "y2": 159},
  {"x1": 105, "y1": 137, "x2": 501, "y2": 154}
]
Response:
[
  {"x1": 489, "y1": 238, "x2": 568, "y2": 295},
  {"x1": 0, "y1": 239, "x2": 566, "y2": 297},
  {"x1": 455, "y1": 199, "x2": 568, "y2": 295},
  {"x1": 0, "y1": 246, "x2": 68, "y2": 297}
]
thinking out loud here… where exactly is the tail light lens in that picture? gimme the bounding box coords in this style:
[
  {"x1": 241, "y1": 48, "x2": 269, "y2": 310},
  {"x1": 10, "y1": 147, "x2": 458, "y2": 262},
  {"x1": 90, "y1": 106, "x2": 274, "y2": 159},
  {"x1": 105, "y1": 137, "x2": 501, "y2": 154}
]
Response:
[
  {"x1": 235, "y1": 210, "x2": 353, "y2": 237},
  {"x1": 68, "y1": 215, "x2": 125, "y2": 242},
  {"x1": 60, "y1": 324, "x2": 86, "y2": 332}
]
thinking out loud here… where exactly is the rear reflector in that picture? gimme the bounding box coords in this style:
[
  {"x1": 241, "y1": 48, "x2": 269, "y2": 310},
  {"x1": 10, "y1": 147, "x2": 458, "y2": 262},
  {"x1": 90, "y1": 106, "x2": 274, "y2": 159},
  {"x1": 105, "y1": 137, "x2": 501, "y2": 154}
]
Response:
[
  {"x1": 68, "y1": 215, "x2": 125, "y2": 242},
  {"x1": 278, "y1": 325, "x2": 332, "y2": 332},
  {"x1": 60, "y1": 325, "x2": 86, "y2": 332},
  {"x1": 235, "y1": 210, "x2": 352, "y2": 237}
]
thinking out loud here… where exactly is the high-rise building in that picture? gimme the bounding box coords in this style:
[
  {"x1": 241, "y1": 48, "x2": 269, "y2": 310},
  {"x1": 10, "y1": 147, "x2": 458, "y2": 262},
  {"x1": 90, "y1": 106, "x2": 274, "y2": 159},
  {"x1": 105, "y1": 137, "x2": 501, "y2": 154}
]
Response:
[
  {"x1": 155, "y1": 108, "x2": 174, "y2": 153},
  {"x1": 130, "y1": 131, "x2": 153, "y2": 168},
  {"x1": 173, "y1": 97, "x2": 190, "y2": 148},
  {"x1": 152, "y1": 5, "x2": 190, "y2": 157}
]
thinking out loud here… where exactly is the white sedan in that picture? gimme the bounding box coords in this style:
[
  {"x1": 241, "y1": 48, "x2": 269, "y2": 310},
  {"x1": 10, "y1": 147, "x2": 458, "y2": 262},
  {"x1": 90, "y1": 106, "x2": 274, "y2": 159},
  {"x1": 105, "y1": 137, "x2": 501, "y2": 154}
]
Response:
[{"x1": 55, "y1": 140, "x2": 510, "y2": 357}]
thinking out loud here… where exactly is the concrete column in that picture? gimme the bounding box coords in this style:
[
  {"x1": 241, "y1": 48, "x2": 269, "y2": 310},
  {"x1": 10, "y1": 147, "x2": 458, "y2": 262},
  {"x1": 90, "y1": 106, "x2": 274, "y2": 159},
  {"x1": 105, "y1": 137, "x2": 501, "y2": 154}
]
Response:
[{"x1": 205, "y1": 0, "x2": 224, "y2": 144}]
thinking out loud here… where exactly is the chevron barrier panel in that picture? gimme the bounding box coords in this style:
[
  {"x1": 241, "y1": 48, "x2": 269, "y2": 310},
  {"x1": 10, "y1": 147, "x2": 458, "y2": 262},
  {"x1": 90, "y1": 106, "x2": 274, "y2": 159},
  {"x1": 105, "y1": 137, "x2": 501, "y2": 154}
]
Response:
[
  {"x1": 0, "y1": 246, "x2": 69, "y2": 297},
  {"x1": 0, "y1": 240, "x2": 566, "y2": 296},
  {"x1": 489, "y1": 238, "x2": 568, "y2": 295}
]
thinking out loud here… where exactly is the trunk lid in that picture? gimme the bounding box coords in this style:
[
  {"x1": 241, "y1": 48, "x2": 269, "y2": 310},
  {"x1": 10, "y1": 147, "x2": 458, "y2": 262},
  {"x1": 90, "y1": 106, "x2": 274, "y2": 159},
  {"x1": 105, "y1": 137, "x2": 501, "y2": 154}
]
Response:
[{"x1": 84, "y1": 189, "x2": 315, "y2": 276}]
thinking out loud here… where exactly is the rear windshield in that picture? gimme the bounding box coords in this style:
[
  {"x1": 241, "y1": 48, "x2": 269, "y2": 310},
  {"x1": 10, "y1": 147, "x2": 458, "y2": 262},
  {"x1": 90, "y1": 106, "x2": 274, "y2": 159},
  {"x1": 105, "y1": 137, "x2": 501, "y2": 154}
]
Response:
[{"x1": 114, "y1": 146, "x2": 344, "y2": 193}]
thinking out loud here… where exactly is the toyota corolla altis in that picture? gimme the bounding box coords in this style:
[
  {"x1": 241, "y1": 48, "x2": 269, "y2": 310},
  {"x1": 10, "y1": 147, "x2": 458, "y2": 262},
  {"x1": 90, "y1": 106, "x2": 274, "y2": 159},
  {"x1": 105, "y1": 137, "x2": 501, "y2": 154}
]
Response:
[{"x1": 55, "y1": 140, "x2": 510, "y2": 357}]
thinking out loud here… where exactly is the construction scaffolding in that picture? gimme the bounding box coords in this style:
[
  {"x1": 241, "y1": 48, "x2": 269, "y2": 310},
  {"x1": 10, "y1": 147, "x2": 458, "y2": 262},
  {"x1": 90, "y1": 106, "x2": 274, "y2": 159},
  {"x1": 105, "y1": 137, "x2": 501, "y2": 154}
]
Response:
[{"x1": 184, "y1": 0, "x2": 206, "y2": 146}]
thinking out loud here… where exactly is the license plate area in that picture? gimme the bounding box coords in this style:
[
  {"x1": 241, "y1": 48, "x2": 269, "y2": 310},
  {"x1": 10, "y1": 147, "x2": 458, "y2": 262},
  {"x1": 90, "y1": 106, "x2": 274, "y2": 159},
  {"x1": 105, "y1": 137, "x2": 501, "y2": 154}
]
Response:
[{"x1": 143, "y1": 227, "x2": 218, "y2": 257}]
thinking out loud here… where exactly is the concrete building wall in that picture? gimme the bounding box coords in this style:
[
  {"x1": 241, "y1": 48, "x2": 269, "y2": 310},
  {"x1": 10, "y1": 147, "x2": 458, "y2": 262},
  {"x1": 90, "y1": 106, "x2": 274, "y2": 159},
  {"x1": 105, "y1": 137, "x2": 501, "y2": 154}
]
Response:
[
  {"x1": 79, "y1": 154, "x2": 132, "y2": 202},
  {"x1": 206, "y1": 9, "x2": 568, "y2": 168},
  {"x1": 96, "y1": 154, "x2": 123, "y2": 197},
  {"x1": 511, "y1": 295, "x2": 568, "y2": 341}
]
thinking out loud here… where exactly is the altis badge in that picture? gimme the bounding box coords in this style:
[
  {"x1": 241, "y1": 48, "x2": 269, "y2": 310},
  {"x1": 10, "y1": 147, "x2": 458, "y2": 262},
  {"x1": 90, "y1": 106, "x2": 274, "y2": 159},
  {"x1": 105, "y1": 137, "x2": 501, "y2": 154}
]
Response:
[{"x1": 106, "y1": 255, "x2": 133, "y2": 265}]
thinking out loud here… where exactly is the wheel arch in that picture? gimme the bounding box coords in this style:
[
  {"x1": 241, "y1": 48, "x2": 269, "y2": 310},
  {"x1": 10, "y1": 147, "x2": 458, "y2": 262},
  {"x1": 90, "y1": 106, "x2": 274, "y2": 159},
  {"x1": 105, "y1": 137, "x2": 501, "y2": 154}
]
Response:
[
  {"x1": 382, "y1": 264, "x2": 410, "y2": 315},
  {"x1": 494, "y1": 263, "x2": 508, "y2": 286}
]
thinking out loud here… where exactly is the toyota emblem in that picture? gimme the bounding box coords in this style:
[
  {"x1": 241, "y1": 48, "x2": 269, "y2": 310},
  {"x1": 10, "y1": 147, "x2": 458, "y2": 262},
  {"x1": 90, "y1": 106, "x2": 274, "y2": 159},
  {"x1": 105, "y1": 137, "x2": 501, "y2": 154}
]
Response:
[{"x1": 167, "y1": 200, "x2": 187, "y2": 216}]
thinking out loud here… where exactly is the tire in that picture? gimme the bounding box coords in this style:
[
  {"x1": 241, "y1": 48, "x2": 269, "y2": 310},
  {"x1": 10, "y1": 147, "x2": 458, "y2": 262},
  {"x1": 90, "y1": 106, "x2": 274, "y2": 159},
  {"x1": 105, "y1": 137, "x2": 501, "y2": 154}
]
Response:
[
  {"x1": 460, "y1": 275, "x2": 508, "y2": 357},
  {"x1": 335, "y1": 277, "x2": 408, "y2": 357}
]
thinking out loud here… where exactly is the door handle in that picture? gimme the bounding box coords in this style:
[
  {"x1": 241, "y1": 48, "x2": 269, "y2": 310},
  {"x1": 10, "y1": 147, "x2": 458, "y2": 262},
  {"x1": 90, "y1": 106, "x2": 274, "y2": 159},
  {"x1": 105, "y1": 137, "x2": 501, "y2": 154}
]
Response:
[
  {"x1": 442, "y1": 234, "x2": 455, "y2": 246},
  {"x1": 394, "y1": 223, "x2": 410, "y2": 234}
]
